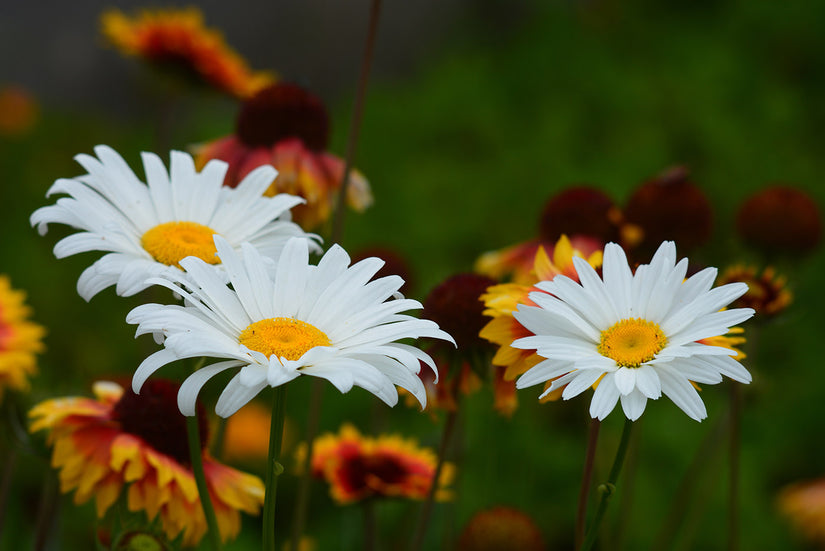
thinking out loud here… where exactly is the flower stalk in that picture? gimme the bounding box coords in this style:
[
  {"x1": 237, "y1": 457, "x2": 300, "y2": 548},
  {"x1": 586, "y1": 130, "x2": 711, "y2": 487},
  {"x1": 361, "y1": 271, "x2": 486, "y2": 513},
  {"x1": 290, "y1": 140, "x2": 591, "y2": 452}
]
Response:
[
  {"x1": 575, "y1": 418, "x2": 602, "y2": 549},
  {"x1": 263, "y1": 385, "x2": 287, "y2": 551},
  {"x1": 186, "y1": 414, "x2": 222, "y2": 551}
]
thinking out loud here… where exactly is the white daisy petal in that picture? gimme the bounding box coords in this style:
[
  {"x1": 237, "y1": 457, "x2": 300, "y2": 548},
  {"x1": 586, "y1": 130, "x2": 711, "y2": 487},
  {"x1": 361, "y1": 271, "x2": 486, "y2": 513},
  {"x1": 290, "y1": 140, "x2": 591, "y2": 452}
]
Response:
[
  {"x1": 509, "y1": 240, "x2": 752, "y2": 422},
  {"x1": 177, "y1": 360, "x2": 243, "y2": 416},
  {"x1": 32, "y1": 146, "x2": 313, "y2": 300},
  {"x1": 126, "y1": 236, "x2": 452, "y2": 416}
]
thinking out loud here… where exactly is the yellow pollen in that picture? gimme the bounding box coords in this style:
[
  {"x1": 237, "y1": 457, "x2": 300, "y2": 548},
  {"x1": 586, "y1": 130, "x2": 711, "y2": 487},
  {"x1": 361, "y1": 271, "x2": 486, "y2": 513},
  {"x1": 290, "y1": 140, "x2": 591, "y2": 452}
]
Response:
[
  {"x1": 597, "y1": 318, "x2": 667, "y2": 368},
  {"x1": 141, "y1": 221, "x2": 219, "y2": 268},
  {"x1": 239, "y1": 317, "x2": 331, "y2": 361}
]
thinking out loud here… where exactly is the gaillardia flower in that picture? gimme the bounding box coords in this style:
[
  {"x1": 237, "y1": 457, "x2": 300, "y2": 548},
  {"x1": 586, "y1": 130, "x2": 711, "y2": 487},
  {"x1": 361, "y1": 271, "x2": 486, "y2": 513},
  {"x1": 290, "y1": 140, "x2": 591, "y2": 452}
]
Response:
[
  {"x1": 31, "y1": 145, "x2": 315, "y2": 300},
  {"x1": 480, "y1": 236, "x2": 603, "y2": 411},
  {"x1": 300, "y1": 423, "x2": 453, "y2": 505},
  {"x1": 457, "y1": 506, "x2": 545, "y2": 551},
  {"x1": 736, "y1": 185, "x2": 822, "y2": 257},
  {"x1": 194, "y1": 82, "x2": 372, "y2": 231},
  {"x1": 101, "y1": 7, "x2": 272, "y2": 98},
  {"x1": 513, "y1": 241, "x2": 754, "y2": 421},
  {"x1": 127, "y1": 236, "x2": 453, "y2": 417},
  {"x1": 0, "y1": 276, "x2": 45, "y2": 400},
  {"x1": 778, "y1": 477, "x2": 825, "y2": 546},
  {"x1": 718, "y1": 265, "x2": 792, "y2": 318},
  {"x1": 29, "y1": 380, "x2": 264, "y2": 546}
]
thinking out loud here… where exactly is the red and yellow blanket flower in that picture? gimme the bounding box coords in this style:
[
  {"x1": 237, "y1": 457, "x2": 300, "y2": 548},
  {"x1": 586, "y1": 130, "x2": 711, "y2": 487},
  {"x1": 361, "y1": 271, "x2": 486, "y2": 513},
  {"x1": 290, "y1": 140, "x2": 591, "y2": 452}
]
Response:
[
  {"x1": 0, "y1": 275, "x2": 45, "y2": 401},
  {"x1": 718, "y1": 265, "x2": 792, "y2": 318},
  {"x1": 479, "y1": 236, "x2": 603, "y2": 403},
  {"x1": 298, "y1": 424, "x2": 454, "y2": 505},
  {"x1": 29, "y1": 380, "x2": 264, "y2": 546},
  {"x1": 194, "y1": 82, "x2": 372, "y2": 231},
  {"x1": 101, "y1": 7, "x2": 272, "y2": 98}
]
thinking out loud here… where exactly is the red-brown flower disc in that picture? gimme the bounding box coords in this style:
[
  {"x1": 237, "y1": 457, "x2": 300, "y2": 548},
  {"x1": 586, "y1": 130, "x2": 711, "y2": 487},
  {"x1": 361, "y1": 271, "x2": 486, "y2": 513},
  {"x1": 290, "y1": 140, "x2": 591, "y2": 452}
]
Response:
[
  {"x1": 539, "y1": 186, "x2": 619, "y2": 244},
  {"x1": 422, "y1": 273, "x2": 498, "y2": 352},
  {"x1": 113, "y1": 379, "x2": 208, "y2": 466},
  {"x1": 624, "y1": 166, "x2": 713, "y2": 258},
  {"x1": 736, "y1": 186, "x2": 822, "y2": 256},
  {"x1": 236, "y1": 82, "x2": 330, "y2": 150},
  {"x1": 457, "y1": 506, "x2": 545, "y2": 551}
]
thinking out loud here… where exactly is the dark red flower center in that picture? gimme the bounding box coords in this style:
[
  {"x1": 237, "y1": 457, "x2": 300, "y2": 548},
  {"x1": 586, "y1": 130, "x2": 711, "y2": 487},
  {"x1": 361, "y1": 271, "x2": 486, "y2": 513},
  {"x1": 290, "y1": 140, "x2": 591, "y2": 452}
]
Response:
[
  {"x1": 112, "y1": 379, "x2": 208, "y2": 466},
  {"x1": 339, "y1": 453, "x2": 407, "y2": 495},
  {"x1": 235, "y1": 82, "x2": 330, "y2": 151},
  {"x1": 539, "y1": 186, "x2": 619, "y2": 244},
  {"x1": 423, "y1": 273, "x2": 498, "y2": 352}
]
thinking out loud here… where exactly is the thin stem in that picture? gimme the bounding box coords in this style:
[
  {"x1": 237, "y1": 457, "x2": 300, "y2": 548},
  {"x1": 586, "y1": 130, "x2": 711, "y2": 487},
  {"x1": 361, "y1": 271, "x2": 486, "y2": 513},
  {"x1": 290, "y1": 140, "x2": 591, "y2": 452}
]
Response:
[
  {"x1": 728, "y1": 383, "x2": 742, "y2": 551},
  {"x1": 576, "y1": 419, "x2": 602, "y2": 549},
  {"x1": 33, "y1": 472, "x2": 58, "y2": 551},
  {"x1": 290, "y1": 380, "x2": 323, "y2": 550},
  {"x1": 579, "y1": 418, "x2": 634, "y2": 551},
  {"x1": 330, "y1": 0, "x2": 383, "y2": 244},
  {"x1": 263, "y1": 385, "x2": 288, "y2": 551},
  {"x1": 186, "y1": 414, "x2": 222, "y2": 551},
  {"x1": 0, "y1": 446, "x2": 18, "y2": 538},
  {"x1": 409, "y1": 407, "x2": 459, "y2": 551},
  {"x1": 363, "y1": 498, "x2": 377, "y2": 551}
]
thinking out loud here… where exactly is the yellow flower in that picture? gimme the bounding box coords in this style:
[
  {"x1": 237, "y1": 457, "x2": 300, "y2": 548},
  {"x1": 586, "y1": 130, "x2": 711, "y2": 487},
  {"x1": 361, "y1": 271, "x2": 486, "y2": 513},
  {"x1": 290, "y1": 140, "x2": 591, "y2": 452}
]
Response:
[
  {"x1": 479, "y1": 237, "x2": 603, "y2": 406},
  {"x1": 29, "y1": 380, "x2": 264, "y2": 546},
  {"x1": 101, "y1": 7, "x2": 273, "y2": 98},
  {"x1": 298, "y1": 424, "x2": 454, "y2": 505},
  {"x1": 0, "y1": 275, "x2": 45, "y2": 401}
]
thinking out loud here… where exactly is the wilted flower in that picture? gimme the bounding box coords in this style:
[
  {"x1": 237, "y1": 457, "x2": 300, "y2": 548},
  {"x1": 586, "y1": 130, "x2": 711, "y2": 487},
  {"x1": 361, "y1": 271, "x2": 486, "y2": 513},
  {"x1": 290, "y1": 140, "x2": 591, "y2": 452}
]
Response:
[
  {"x1": 101, "y1": 7, "x2": 272, "y2": 98},
  {"x1": 480, "y1": 236, "x2": 603, "y2": 412},
  {"x1": 718, "y1": 265, "x2": 792, "y2": 318},
  {"x1": 31, "y1": 146, "x2": 315, "y2": 300},
  {"x1": 623, "y1": 166, "x2": 713, "y2": 259},
  {"x1": 29, "y1": 380, "x2": 264, "y2": 546},
  {"x1": 0, "y1": 275, "x2": 45, "y2": 401},
  {"x1": 457, "y1": 506, "x2": 545, "y2": 551},
  {"x1": 194, "y1": 82, "x2": 372, "y2": 230},
  {"x1": 127, "y1": 236, "x2": 453, "y2": 417},
  {"x1": 513, "y1": 241, "x2": 753, "y2": 421},
  {"x1": 298, "y1": 423, "x2": 453, "y2": 505},
  {"x1": 736, "y1": 186, "x2": 822, "y2": 257}
]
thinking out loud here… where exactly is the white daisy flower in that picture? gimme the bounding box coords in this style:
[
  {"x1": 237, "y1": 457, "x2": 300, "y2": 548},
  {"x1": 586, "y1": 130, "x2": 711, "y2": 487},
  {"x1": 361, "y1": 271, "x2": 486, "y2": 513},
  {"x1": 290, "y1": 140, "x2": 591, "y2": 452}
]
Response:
[
  {"x1": 30, "y1": 145, "x2": 318, "y2": 300},
  {"x1": 512, "y1": 241, "x2": 754, "y2": 422},
  {"x1": 126, "y1": 235, "x2": 454, "y2": 417}
]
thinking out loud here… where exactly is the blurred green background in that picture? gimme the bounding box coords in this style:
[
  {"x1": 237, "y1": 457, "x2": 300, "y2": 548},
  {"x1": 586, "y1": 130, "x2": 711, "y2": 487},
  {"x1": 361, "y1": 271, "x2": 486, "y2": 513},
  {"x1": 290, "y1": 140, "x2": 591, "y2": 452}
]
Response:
[{"x1": 2, "y1": 0, "x2": 825, "y2": 549}]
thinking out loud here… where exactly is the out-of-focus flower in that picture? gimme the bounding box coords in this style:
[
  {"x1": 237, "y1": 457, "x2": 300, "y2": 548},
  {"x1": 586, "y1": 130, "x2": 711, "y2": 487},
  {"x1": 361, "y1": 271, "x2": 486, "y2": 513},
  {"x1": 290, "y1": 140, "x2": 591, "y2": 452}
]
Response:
[
  {"x1": 194, "y1": 83, "x2": 372, "y2": 231},
  {"x1": 736, "y1": 186, "x2": 822, "y2": 257},
  {"x1": 29, "y1": 380, "x2": 264, "y2": 546},
  {"x1": 718, "y1": 265, "x2": 792, "y2": 318},
  {"x1": 221, "y1": 401, "x2": 294, "y2": 464},
  {"x1": 0, "y1": 85, "x2": 39, "y2": 137},
  {"x1": 30, "y1": 146, "x2": 315, "y2": 300},
  {"x1": 113, "y1": 532, "x2": 170, "y2": 551},
  {"x1": 100, "y1": 7, "x2": 272, "y2": 98},
  {"x1": 539, "y1": 187, "x2": 622, "y2": 245},
  {"x1": 480, "y1": 236, "x2": 603, "y2": 411},
  {"x1": 0, "y1": 276, "x2": 45, "y2": 401},
  {"x1": 457, "y1": 506, "x2": 545, "y2": 551},
  {"x1": 778, "y1": 477, "x2": 825, "y2": 546},
  {"x1": 127, "y1": 236, "x2": 454, "y2": 418},
  {"x1": 476, "y1": 235, "x2": 603, "y2": 285},
  {"x1": 513, "y1": 241, "x2": 754, "y2": 421},
  {"x1": 623, "y1": 166, "x2": 713, "y2": 260},
  {"x1": 298, "y1": 423, "x2": 453, "y2": 505}
]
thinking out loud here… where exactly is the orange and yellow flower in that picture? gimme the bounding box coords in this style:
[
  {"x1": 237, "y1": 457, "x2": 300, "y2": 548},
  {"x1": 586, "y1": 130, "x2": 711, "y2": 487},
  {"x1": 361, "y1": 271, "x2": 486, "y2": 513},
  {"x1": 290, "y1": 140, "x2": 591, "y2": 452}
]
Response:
[
  {"x1": 101, "y1": 7, "x2": 272, "y2": 98},
  {"x1": 718, "y1": 265, "x2": 792, "y2": 318},
  {"x1": 0, "y1": 86, "x2": 39, "y2": 137},
  {"x1": 29, "y1": 380, "x2": 264, "y2": 546},
  {"x1": 194, "y1": 82, "x2": 372, "y2": 231},
  {"x1": 457, "y1": 506, "x2": 545, "y2": 551},
  {"x1": 479, "y1": 236, "x2": 603, "y2": 404},
  {"x1": 220, "y1": 401, "x2": 295, "y2": 465},
  {"x1": 0, "y1": 275, "x2": 45, "y2": 401},
  {"x1": 298, "y1": 424, "x2": 453, "y2": 505}
]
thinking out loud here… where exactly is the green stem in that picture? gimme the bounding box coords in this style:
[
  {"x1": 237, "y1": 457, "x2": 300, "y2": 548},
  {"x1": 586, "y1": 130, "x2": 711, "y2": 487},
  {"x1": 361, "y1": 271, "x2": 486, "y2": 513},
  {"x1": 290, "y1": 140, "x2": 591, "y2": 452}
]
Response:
[
  {"x1": 290, "y1": 379, "x2": 324, "y2": 550},
  {"x1": 363, "y1": 498, "x2": 377, "y2": 551},
  {"x1": 575, "y1": 418, "x2": 602, "y2": 550},
  {"x1": 728, "y1": 383, "x2": 742, "y2": 551},
  {"x1": 579, "y1": 418, "x2": 634, "y2": 551},
  {"x1": 263, "y1": 386, "x2": 288, "y2": 551},
  {"x1": 186, "y1": 414, "x2": 222, "y2": 551}
]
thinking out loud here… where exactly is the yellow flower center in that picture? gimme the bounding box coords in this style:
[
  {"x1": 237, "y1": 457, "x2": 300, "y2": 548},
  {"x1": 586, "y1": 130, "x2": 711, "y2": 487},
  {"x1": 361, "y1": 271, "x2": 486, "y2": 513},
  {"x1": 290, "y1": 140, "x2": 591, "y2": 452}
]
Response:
[
  {"x1": 239, "y1": 317, "x2": 331, "y2": 361},
  {"x1": 597, "y1": 318, "x2": 667, "y2": 368},
  {"x1": 141, "y1": 221, "x2": 219, "y2": 268}
]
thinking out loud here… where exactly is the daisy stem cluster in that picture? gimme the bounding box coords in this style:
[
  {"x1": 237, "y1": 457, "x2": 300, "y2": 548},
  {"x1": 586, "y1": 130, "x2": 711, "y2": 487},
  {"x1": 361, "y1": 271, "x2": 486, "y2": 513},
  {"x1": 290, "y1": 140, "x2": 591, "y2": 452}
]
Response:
[
  {"x1": 186, "y1": 414, "x2": 222, "y2": 551},
  {"x1": 580, "y1": 418, "x2": 634, "y2": 551},
  {"x1": 263, "y1": 386, "x2": 287, "y2": 551}
]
